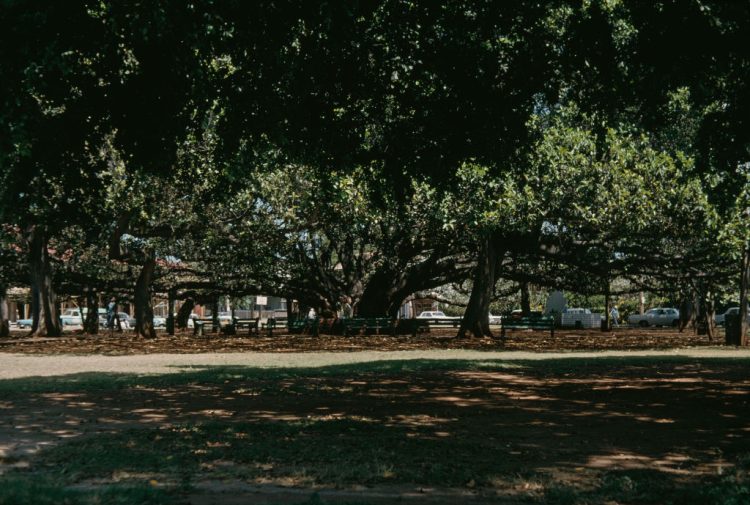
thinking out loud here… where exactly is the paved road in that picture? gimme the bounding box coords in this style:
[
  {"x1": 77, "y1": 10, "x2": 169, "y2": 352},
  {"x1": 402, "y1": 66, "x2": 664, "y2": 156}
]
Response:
[{"x1": 2, "y1": 348, "x2": 750, "y2": 379}]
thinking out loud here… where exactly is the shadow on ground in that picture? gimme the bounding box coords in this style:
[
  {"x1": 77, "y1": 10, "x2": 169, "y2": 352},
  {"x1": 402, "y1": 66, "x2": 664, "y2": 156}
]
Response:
[{"x1": 0, "y1": 357, "x2": 749, "y2": 504}]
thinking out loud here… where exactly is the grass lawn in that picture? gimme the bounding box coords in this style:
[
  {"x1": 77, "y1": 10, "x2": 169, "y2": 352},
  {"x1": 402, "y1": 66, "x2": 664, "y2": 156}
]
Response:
[{"x1": 0, "y1": 357, "x2": 749, "y2": 504}]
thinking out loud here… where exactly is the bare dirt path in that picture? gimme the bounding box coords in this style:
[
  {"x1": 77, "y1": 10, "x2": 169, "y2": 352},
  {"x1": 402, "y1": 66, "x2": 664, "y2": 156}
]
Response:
[{"x1": 1, "y1": 347, "x2": 750, "y2": 379}]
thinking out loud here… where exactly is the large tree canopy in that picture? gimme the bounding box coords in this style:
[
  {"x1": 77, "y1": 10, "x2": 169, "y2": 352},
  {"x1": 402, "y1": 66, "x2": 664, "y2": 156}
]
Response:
[{"x1": 1, "y1": 0, "x2": 749, "y2": 344}]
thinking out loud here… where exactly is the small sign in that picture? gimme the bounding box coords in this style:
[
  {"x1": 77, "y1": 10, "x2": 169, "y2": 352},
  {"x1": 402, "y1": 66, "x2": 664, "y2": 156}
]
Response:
[{"x1": 255, "y1": 296, "x2": 268, "y2": 306}]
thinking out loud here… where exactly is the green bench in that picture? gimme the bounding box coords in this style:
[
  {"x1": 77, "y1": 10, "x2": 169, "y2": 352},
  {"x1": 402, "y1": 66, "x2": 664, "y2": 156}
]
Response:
[
  {"x1": 342, "y1": 317, "x2": 394, "y2": 336},
  {"x1": 262, "y1": 317, "x2": 286, "y2": 337},
  {"x1": 232, "y1": 317, "x2": 260, "y2": 336},
  {"x1": 500, "y1": 315, "x2": 555, "y2": 338},
  {"x1": 342, "y1": 318, "x2": 435, "y2": 337},
  {"x1": 193, "y1": 317, "x2": 220, "y2": 336},
  {"x1": 393, "y1": 318, "x2": 430, "y2": 337},
  {"x1": 289, "y1": 318, "x2": 320, "y2": 336},
  {"x1": 262, "y1": 317, "x2": 320, "y2": 337}
]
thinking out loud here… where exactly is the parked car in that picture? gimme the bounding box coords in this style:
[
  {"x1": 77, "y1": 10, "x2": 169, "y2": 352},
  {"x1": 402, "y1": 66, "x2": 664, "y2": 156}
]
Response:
[
  {"x1": 104, "y1": 311, "x2": 135, "y2": 330},
  {"x1": 152, "y1": 316, "x2": 166, "y2": 328},
  {"x1": 16, "y1": 318, "x2": 33, "y2": 329},
  {"x1": 565, "y1": 308, "x2": 591, "y2": 314},
  {"x1": 97, "y1": 311, "x2": 131, "y2": 330},
  {"x1": 628, "y1": 308, "x2": 680, "y2": 327},
  {"x1": 417, "y1": 311, "x2": 448, "y2": 319},
  {"x1": 60, "y1": 308, "x2": 83, "y2": 326},
  {"x1": 714, "y1": 307, "x2": 750, "y2": 326},
  {"x1": 715, "y1": 307, "x2": 735, "y2": 326},
  {"x1": 508, "y1": 309, "x2": 543, "y2": 320},
  {"x1": 116, "y1": 312, "x2": 132, "y2": 329},
  {"x1": 488, "y1": 313, "x2": 503, "y2": 324},
  {"x1": 561, "y1": 308, "x2": 601, "y2": 329}
]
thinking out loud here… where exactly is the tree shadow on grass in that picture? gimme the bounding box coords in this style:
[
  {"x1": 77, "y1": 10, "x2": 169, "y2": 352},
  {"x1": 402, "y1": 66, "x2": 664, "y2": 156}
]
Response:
[{"x1": 0, "y1": 357, "x2": 749, "y2": 503}]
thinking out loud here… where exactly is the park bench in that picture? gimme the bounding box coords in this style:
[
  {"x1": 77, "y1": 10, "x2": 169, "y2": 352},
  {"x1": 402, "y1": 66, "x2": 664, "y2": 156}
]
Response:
[
  {"x1": 393, "y1": 318, "x2": 430, "y2": 337},
  {"x1": 262, "y1": 317, "x2": 283, "y2": 337},
  {"x1": 232, "y1": 317, "x2": 260, "y2": 336},
  {"x1": 289, "y1": 317, "x2": 320, "y2": 336},
  {"x1": 500, "y1": 315, "x2": 555, "y2": 338},
  {"x1": 193, "y1": 317, "x2": 221, "y2": 336},
  {"x1": 264, "y1": 317, "x2": 323, "y2": 337},
  {"x1": 342, "y1": 317, "x2": 394, "y2": 336},
  {"x1": 341, "y1": 318, "x2": 432, "y2": 337}
]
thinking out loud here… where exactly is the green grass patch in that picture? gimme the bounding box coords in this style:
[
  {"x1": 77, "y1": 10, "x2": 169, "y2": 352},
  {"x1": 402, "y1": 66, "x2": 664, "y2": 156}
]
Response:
[
  {"x1": 0, "y1": 477, "x2": 172, "y2": 505},
  {"x1": 3, "y1": 356, "x2": 749, "y2": 504},
  {"x1": 36, "y1": 419, "x2": 495, "y2": 487},
  {"x1": 544, "y1": 470, "x2": 750, "y2": 505},
  {"x1": 0, "y1": 359, "x2": 525, "y2": 396}
]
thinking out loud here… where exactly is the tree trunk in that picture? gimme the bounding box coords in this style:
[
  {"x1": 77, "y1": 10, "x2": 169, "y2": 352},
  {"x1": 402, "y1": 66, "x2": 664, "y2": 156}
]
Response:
[
  {"x1": 739, "y1": 245, "x2": 750, "y2": 346},
  {"x1": 356, "y1": 270, "x2": 397, "y2": 317},
  {"x1": 704, "y1": 292, "x2": 716, "y2": 342},
  {"x1": 358, "y1": 264, "x2": 461, "y2": 319},
  {"x1": 212, "y1": 299, "x2": 220, "y2": 332},
  {"x1": 286, "y1": 298, "x2": 294, "y2": 320},
  {"x1": 678, "y1": 290, "x2": 699, "y2": 333},
  {"x1": 134, "y1": 251, "x2": 157, "y2": 338},
  {"x1": 27, "y1": 225, "x2": 61, "y2": 337},
  {"x1": 176, "y1": 298, "x2": 195, "y2": 328},
  {"x1": 520, "y1": 282, "x2": 531, "y2": 316},
  {"x1": 458, "y1": 234, "x2": 501, "y2": 338},
  {"x1": 167, "y1": 289, "x2": 176, "y2": 335},
  {"x1": 603, "y1": 281, "x2": 610, "y2": 331},
  {"x1": 83, "y1": 287, "x2": 99, "y2": 334},
  {"x1": 639, "y1": 291, "x2": 645, "y2": 315},
  {"x1": 0, "y1": 286, "x2": 9, "y2": 337}
]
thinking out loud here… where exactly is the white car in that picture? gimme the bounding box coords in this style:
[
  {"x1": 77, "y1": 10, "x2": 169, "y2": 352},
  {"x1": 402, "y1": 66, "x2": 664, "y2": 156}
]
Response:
[
  {"x1": 561, "y1": 308, "x2": 601, "y2": 329},
  {"x1": 715, "y1": 307, "x2": 736, "y2": 326},
  {"x1": 16, "y1": 318, "x2": 33, "y2": 329},
  {"x1": 60, "y1": 308, "x2": 83, "y2": 326},
  {"x1": 565, "y1": 308, "x2": 591, "y2": 314},
  {"x1": 417, "y1": 311, "x2": 448, "y2": 319},
  {"x1": 714, "y1": 307, "x2": 750, "y2": 326},
  {"x1": 628, "y1": 308, "x2": 680, "y2": 328},
  {"x1": 488, "y1": 313, "x2": 502, "y2": 324}
]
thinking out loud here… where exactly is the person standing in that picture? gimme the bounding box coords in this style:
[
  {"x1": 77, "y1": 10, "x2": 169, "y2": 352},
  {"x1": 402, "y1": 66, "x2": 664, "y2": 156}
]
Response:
[
  {"x1": 610, "y1": 305, "x2": 620, "y2": 326},
  {"x1": 106, "y1": 297, "x2": 116, "y2": 330},
  {"x1": 342, "y1": 297, "x2": 353, "y2": 319}
]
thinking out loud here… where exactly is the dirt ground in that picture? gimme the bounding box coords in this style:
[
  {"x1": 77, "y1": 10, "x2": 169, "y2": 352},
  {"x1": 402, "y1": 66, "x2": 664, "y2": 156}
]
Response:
[
  {"x1": 0, "y1": 328, "x2": 747, "y2": 504},
  {"x1": 0, "y1": 326, "x2": 722, "y2": 355},
  {"x1": 0, "y1": 354, "x2": 749, "y2": 503}
]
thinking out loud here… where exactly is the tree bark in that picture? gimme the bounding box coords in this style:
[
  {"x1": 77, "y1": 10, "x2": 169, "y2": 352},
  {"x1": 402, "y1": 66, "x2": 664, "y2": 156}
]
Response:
[
  {"x1": 27, "y1": 225, "x2": 61, "y2": 337},
  {"x1": 83, "y1": 287, "x2": 99, "y2": 334},
  {"x1": 134, "y1": 251, "x2": 157, "y2": 338},
  {"x1": 167, "y1": 289, "x2": 176, "y2": 335},
  {"x1": 176, "y1": 298, "x2": 195, "y2": 328},
  {"x1": 739, "y1": 245, "x2": 750, "y2": 346},
  {"x1": 603, "y1": 280, "x2": 610, "y2": 331},
  {"x1": 357, "y1": 270, "x2": 398, "y2": 317},
  {"x1": 458, "y1": 234, "x2": 502, "y2": 338},
  {"x1": 212, "y1": 299, "x2": 220, "y2": 332},
  {"x1": 703, "y1": 291, "x2": 716, "y2": 342},
  {"x1": 639, "y1": 291, "x2": 645, "y2": 315},
  {"x1": 0, "y1": 286, "x2": 9, "y2": 337},
  {"x1": 520, "y1": 282, "x2": 531, "y2": 316},
  {"x1": 357, "y1": 257, "x2": 468, "y2": 319}
]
